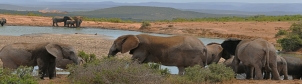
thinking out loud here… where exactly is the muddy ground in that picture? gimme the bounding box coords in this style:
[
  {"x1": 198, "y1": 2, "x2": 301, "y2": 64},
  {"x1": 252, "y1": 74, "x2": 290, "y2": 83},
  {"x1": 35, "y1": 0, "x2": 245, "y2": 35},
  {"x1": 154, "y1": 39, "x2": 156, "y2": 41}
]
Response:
[{"x1": 0, "y1": 14, "x2": 301, "y2": 84}]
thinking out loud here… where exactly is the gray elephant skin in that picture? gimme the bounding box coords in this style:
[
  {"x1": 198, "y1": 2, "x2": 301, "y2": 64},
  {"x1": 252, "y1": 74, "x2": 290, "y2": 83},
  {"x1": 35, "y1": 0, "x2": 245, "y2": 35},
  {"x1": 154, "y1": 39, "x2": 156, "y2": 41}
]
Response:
[
  {"x1": 221, "y1": 38, "x2": 280, "y2": 80},
  {"x1": 282, "y1": 56, "x2": 302, "y2": 79},
  {"x1": 56, "y1": 57, "x2": 84, "y2": 69},
  {"x1": 66, "y1": 20, "x2": 76, "y2": 28},
  {"x1": 0, "y1": 42, "x2": 79, "y2": 79},
  {"x1": 0, "y1": 18, "x2": 6, "y2": 26},
  {"x1": 108, "y1": 34, "x2": 207, "y2": 75},
  {"x1": 72, "y1": 16, "x2": 83, "y2": 27},
  {"x1": 52, "y1": 16, "x2": 72, "y2": 27},
  {"x1": 264, "y1": 56, "x2": 288, "y2": 80},
  {"x1": 223, "y1": 56, "x2": 247, "y2": 76},
  {"x1": 205, "y1": 42, "x2": 231, "y2": 65}
]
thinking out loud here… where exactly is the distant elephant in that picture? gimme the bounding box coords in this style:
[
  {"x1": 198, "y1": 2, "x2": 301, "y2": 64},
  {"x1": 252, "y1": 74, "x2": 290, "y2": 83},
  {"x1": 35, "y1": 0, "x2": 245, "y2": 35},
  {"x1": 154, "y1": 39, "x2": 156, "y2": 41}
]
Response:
[
  {"x1": 263, "y1": 56, "x2": 288, "y2": 80},
  {"x1": 56, "y1": 57, "x2": 84, "y2": 69},
  {"x1": 0, "y1": 42, "x2": 79, "y2": 79},
  {"x1": 108, "y1": 34, "x2": 207, "y2": 75},
  {"x1": 52, "y1": 16, "x2": 72, "y2": 27},
  {"x1": 72, "y1": 16, "x2": 83, "y2": 27},
  {"x1": 0, "y1": 18, "x2": 6, "y2": 26},
  {"x1": 66, "y1": 20, "x2": 76, "y2": 28},
  {"x1": 205, "y1": 42, "x2": 231, "y2": 65},
  {"x1": 282, "y1": 56, "x2": 302, "y2": 79},
  {"x1": 221, "y1": 38, "x2": 280, "y2": 80}
]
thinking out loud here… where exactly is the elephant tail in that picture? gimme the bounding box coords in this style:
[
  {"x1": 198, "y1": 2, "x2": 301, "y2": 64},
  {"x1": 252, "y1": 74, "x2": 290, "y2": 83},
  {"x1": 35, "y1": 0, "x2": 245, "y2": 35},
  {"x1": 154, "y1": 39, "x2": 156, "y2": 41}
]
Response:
[
  {"x1": 264, "y1": 42, "x2": 272, "y2": 72},
  {"x1": 204, "y1": 48, "x2": 208, "y2": 68}
]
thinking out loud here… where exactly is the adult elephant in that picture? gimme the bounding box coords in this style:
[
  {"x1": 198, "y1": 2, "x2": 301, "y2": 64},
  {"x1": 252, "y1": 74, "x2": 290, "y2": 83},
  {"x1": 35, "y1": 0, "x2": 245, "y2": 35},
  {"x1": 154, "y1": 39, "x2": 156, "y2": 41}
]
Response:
[
  {"x1": 221, "y1": 38, "x2": 280, "y2": 80},
  {"x1": 0, "y1": 42, "x2": 79, "y2": 79},
  {"x1": 108, "y1": 34, "x2": 207, "y2": 75},
  {"x1": 0, "y1": 18, "x2": 6, "y2": 26},
  {"x1": 205, "y1": 42, "x2": 230, "y2": 65},
  {"x1": 282, "y1": 56, "x2": 302, "y2": 79},
  {"x1": 72, "y1": 16, "x2": 83, "y2": 27},
  {"x1": 52, "y1": 16, "x2": 72, "y2": 27}
]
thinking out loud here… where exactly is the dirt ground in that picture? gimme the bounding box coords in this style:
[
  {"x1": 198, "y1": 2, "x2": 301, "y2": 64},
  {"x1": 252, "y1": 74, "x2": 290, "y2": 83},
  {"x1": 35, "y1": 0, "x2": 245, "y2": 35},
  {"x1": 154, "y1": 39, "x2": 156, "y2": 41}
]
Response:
[{"x1": 0, "y1": 14, "x2": 301, "y2": 84}]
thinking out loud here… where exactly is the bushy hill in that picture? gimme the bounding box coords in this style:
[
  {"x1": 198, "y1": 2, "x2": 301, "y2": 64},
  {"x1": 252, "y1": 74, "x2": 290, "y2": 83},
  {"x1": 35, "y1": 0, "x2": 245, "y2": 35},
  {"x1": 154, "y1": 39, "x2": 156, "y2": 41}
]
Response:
[{"x1": 71, "y1": 6, "x2": 234, "y2": 20}]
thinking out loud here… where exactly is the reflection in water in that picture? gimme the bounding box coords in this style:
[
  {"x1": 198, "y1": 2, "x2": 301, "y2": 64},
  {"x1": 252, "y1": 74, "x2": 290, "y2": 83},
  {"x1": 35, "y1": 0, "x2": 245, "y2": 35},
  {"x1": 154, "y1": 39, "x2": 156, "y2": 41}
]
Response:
[{"x1": 0, "y1": 26, "x2": 225, "y2": 74}]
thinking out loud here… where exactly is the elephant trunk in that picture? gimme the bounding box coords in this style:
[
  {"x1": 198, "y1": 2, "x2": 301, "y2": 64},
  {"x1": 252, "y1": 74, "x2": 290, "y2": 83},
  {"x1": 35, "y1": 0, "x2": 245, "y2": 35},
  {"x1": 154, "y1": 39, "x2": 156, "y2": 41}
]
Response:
[
  {"x1": 70, "y1": 56, "x2": 80, "y2": 65},
  {"x1": 108, "y1": 45, "x2": 119, "y2": 57}
]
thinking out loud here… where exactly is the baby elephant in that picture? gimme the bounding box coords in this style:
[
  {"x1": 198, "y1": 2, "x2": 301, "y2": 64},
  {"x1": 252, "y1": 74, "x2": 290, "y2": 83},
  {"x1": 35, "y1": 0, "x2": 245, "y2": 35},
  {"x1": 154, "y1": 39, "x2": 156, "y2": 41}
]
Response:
[{"x1": 66, "y1": 20, "x2": 76, "y2": 28}]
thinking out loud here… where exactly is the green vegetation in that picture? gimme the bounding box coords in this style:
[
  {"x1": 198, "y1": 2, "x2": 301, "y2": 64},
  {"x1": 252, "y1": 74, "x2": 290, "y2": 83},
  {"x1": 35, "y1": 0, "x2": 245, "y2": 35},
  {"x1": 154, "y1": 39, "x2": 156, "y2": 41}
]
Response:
[
  {"x1": 277, "y1": 22, "x2": 302, "y2": 51},
  {"x1": 69, "y1": 51, "x2": 235, "y2": 83},
  {"x1": 0, "y1": 66, "x2": 38, "y2": 84},
  {"x1": 168, "y1": 64, "x2": 235, "y2": 83},
  {"x1": 140, "y1": 21, "x2": 151, "y2": 29}
]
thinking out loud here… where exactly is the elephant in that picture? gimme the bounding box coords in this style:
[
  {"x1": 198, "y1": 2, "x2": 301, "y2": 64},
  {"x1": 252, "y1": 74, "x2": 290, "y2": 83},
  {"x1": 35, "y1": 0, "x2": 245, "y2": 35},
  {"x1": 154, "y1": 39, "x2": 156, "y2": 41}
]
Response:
[
  {"x1": 221, "y1": 38, "x2": 280, "y2": 80},
  {"x1": 56, "y1": 57, "x2": 84, "y2": 69},
  {"x1": 66, "y1": 20, "x2": 76, "y2": 28},
  {"x1": 263, "y1": 56, "x2": 288, "y2": 80},
  {"x1": 72, "y1": 16, "x2": 83, "y2": 27},
  {"x1": 0, "y1": 18, "x2": 6, "y2": 26},
  {"x1": 282, "y1": 56, "x2": 302, "y2": 79},
  {"x1": 108, "y1": 34, "x2": 207, "y2": 75},
  {"x1": 52, "y1": 16, "x2": 72, "y2": 27},
  {"x1": 0, "y1": 42, "x2": 79, "y2": 79},
  {"x1": 223, "y1": 56, "x2": 247, "y2": 75},
  {"x1": 205, "y1": 42, "x2": 231, "y2": 65}
]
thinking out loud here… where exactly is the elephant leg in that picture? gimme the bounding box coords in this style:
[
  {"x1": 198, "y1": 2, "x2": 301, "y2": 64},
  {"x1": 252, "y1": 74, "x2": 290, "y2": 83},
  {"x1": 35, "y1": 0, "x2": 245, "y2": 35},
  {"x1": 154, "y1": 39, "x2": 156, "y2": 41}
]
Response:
[
  {"x1": 48, "y1": 57, "x2": 56, "y2": 79},
  {"x1": 37, "y1": 58, "x2": 47, "y2": 79},
  {"x1": 245, "y1": 66, "x2": 253, "y2": 79},
  {"x1": 52, "y1": 22, "x2": 55, "y2": 26},
  {"x1": 55, "y1": 22, "x2": 59, "y2": 27},
  {"x1": 282, "y1": 67, "x2": 288, "y2": 80},
  {"x1": 270, "y1": 63, "x2": 281, "y2": 80},
  {"x1": 177, "y1": 66, "x2": 185, "y2": 75},
  {"x1": 253, "y1": 64, "x2": 263, "y2": 80}
]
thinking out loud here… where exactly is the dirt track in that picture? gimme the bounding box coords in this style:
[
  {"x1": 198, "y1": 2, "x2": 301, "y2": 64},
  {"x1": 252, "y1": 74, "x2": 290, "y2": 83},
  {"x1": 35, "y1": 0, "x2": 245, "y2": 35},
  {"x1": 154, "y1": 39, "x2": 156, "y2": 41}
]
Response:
[{"x1": 0, "y1": 14, "x2": 301, "y2": 84}]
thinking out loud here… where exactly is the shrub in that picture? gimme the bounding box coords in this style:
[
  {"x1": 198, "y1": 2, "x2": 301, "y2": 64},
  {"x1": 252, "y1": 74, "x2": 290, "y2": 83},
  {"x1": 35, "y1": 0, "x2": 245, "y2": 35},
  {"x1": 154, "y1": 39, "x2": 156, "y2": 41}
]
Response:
[
  {"x1": 78, "y1": 50, "x2": 98, "y2": 63},
  {"x1": 140, "y1": 21, "x2": 151, "y2": 29},
  {"x1": 68, "y1": 57, "x2": 165, "y2": 84},
  {"x1": 275, "y1": 30, "x2": 287, "y2": 37},
  {"x1": 277, "y1": 22, "x2": 302, "y2": 51},
  {"x1": 0, "y1": 66, "x2": 38, "y2": 84},
  {"x1": 168, "y1": 64, "x2": 235, "y2": 83}
]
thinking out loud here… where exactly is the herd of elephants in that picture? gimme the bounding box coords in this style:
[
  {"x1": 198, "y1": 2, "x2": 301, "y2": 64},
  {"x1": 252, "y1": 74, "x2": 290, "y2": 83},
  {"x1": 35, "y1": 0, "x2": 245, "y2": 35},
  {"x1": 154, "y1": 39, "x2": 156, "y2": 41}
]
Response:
[{"x1": 0, "y1": 16, "x2": 302, "y2": 81}]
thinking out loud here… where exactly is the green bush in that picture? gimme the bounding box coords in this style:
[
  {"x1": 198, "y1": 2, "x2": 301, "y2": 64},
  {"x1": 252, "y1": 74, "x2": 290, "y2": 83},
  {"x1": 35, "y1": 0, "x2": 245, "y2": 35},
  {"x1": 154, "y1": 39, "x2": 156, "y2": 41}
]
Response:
[
  {"x1": 169, "y1": 64, "x2": 235, "y2": 83},
  {"x1": 277, "y1": 22, "x2": 302, "y2": 51},
  {"x1": 140, "y1": 21, "x2": 151, "y2": 29},
  {"x1": 275, "y1": 30, "x2": 288, "y2": 37},
  {"x1": 78, "y1": 50, "x2": 98, "y2": 63},
  {"x1": 68, "y1": 57, "x2": 165, "y2": 84},
  {"x1": 0, "y1": 66, "x2": 38, "y2": 84}
]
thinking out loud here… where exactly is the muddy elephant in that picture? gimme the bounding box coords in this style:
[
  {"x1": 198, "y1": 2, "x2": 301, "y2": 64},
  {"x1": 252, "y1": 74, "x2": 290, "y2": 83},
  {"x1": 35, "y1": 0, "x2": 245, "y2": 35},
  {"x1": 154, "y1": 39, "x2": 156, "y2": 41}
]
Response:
[
  {"x1": 52, "y1": 16, "x2": 72, "y2": 27},
  {"x1": 108, "y1": 34, "x2": 207, "y2": 75},
  {"x1": 205, "y1": 42, "x2": 231, "y2": 65},
  {"x1": 72, "y1": 16, "x2": 83, "y2": 27},
  {"x1": 0, "y1": 42, "x2": 79, "y2": 79},
  {"x1": 0, "y1": 18, "x2": 6, "y2": 26},
  {"x1": 56, "y1": 57, "x2": 84, "y2": 69},
  {"x1": 66, "y1": 20, "x2": 76, "y2": 28},
  {"x1": 221, "y1": 38, "x2": 280, "y2": 80},
  {"x1": 282, "y1": 56, "x2": 302, "y2": 79},
  {"x1": 264, "y1": 56, "x2": 288, "y2": 80}
]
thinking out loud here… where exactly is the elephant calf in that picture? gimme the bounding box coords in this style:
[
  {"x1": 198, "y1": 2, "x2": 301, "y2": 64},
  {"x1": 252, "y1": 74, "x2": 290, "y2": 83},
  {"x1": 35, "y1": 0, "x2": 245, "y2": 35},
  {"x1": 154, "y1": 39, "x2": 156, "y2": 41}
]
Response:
[
  {"x1": 66, "y1": 20, "x2": 76, "y2": 28},
  {"x1": 282, "y1": 56, "x2": 302, "y2": 79},
  {"x1": 206, "y1": 42, "x2": 231, "y2": 65},
  {"x1": 264, "y1": 56, "x2": 288, "y2": 80},
  {"x1": 0, "y1": 18, "x2": 6, "y2": 26}
]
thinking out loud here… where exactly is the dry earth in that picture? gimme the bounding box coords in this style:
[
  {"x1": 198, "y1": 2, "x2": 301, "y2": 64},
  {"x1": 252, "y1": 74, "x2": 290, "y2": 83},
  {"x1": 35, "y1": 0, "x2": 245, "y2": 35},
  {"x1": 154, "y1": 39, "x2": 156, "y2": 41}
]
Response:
[{"x1": 0, "y1": 14, "x2": 301, "y2": 84}]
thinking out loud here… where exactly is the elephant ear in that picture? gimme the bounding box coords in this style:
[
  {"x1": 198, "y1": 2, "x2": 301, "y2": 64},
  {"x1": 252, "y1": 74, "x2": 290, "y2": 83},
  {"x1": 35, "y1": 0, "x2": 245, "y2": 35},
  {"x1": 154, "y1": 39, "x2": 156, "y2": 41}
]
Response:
[
  {"x1": 45, "y1": 43, "x2": 63, "y2": 58},
  {"x1": 115, "y1": 35, "x2": 140, "y2": 53}
]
